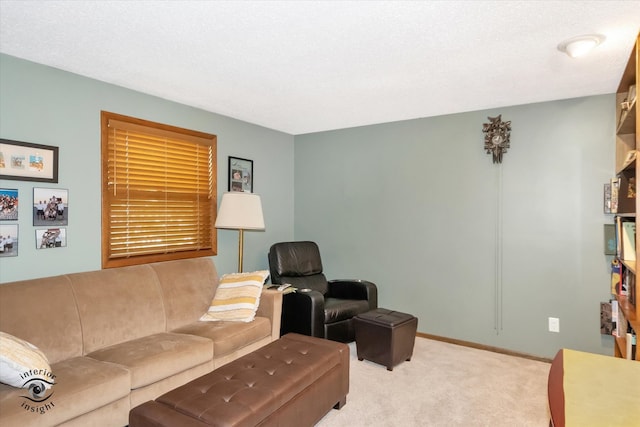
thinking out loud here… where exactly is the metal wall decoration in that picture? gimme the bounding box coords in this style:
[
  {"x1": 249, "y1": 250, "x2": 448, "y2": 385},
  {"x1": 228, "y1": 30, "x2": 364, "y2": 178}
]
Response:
[{"x1": 482, "y1": 115, "x2": 511, "y2": 164}]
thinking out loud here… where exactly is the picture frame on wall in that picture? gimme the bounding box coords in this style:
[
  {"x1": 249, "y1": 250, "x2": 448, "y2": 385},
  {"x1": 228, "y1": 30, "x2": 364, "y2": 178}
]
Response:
[
  {"x1": 604, "y1": 182, "x2": 612, "y2": 214},
  {"x1": 33, "y1": 187, "x2": 69, "y2": 226},
  {"x1": 0, "y1": 188, "x2": 18, "y2": 220},
  {"x1": 36, "y1": 228, "x2": 66, "y2": 249},
  {"x1": 0, "y1": 224, "x2": 18, "y2": 257},
  {"x1": 604, "y1": 223, "x2": 616, "y2": 256},
  {"x1": 228, "y1": 156, "x2": 253, "y2": 193},
  {"x1": 0, "y1": 138, "x2": 59, "y2": 183}
]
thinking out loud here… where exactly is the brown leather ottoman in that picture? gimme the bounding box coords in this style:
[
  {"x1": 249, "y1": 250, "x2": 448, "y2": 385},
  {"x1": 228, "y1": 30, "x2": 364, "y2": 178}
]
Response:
[
  {"x1": 353, "y1": 308, "x2": 418, "y2": 371},
  {"x1": 129, "y1": 333, "x2": 349, "y2": 427}
]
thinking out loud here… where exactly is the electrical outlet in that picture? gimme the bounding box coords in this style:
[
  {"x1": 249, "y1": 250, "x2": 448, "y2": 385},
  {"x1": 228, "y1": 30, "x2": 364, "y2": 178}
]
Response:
[{"x1": 548, "y1": 317, "x2": 560, "y2": 333}]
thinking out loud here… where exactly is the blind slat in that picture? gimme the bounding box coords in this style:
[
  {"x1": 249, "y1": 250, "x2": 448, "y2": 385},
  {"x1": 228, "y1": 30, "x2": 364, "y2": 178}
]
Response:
[{"x1": 108, "y1": 118, "x2": 213, "y2": 147}]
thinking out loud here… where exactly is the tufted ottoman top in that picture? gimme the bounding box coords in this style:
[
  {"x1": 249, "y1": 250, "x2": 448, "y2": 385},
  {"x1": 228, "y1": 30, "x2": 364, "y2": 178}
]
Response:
[
  {"x1": 149, "y1": 333, "x2": 348, "y2": 426},
  {"x1": 355, "y1": 308, "x2": 415, "y2": 328}
]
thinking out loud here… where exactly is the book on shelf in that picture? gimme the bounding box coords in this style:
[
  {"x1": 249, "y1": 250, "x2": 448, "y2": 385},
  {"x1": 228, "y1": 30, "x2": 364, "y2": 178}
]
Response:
[
  {"x1": 625, "y1": 323, "x2": 637, "y2": 360},
  {"x1": 628, "y1": 329, "x2": 637, "y2": 360},
  {"x1": 628, "y1": 84, "x2": 637, "y2": 108},
  {"x1": 604, "y1": 182, "x2": 612, "y2": 214},
  {"x1": 615, "y1": 216, "x2": 636, "y2": 261},
  {"x1": 622, "y1": 150, "x2": 638, "y2": 171},
  {"x1": 616, "y1": 304, "x2": 628, "y2": 338},
  {"x1": 621, "y1": 267, "x2": 632, "y2": 297},
  {"x1": 610, "y1": 177, "x2": 620, "y2": 214},
  {"x1": 622, "y1": 220, "x2": 636, "y2": 262},
  {"x1": 611, "y1": 259, "x2": 623, "y2": 295},
  {"x1": 629, "y1": 271, "x2": 636, "y2": 306},
  {"x1": 611, "y1": 299, "x2": 619, "y2": 336},
  {"x1": 615, "y1": 216, "x2": 623, "y2": 258},
  {"x1": 601, "y1": 301, "x2": 614, "y2": 335},
  {"x1": 617, "y1": 173, "x2": 636, "y2": 213}
]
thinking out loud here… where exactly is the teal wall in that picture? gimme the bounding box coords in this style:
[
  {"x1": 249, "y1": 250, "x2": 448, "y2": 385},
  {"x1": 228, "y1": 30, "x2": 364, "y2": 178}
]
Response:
[
  {"x1": 294, "y1": 96, "x2": 615, "y2": 358},
  {"x1": 0, "y1": 54, "x2": 294, "y2": 281},
  {"x1": 0, "y1": 52, "x2": 617, "y2": 358}
]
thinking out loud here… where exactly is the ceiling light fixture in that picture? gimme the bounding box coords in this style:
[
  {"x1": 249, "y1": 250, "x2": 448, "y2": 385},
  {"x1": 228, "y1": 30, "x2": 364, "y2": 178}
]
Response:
[{"x1": 557, "y1": 34, "x2": 606, "y2": 58}]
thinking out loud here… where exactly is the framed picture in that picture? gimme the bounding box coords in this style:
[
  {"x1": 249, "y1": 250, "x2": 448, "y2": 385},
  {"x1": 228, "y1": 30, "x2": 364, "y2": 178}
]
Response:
[
  {"x1": 36, "y1": 228, "x2": 66, "y2": 249},
  {"x1": 0, "y1": 224, "x2": 18, "y2": 257},
  {"x1": 33, "y1": 187, "x2": 69, "y2": 226},
  {"x1": 604, "y1": 182, "x2": 612, "y2": 214},
  {"x1": 0, "y1": 188, "x2": 18, "y2": 220},
  {"x1": 0, "y1": 138, "x2": 59, "y2": 183},
  {"x1": 228, "y1": 156, "x2": 253, "y2": 193},
  {"x1": 604, "y1": 224, "x2": 616, "y2": 255}
]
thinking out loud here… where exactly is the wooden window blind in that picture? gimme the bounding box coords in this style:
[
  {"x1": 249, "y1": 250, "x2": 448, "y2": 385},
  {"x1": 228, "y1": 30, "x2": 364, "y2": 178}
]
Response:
[{"x1": 101, "y1": 111, "x2": 217, "y2": 268}]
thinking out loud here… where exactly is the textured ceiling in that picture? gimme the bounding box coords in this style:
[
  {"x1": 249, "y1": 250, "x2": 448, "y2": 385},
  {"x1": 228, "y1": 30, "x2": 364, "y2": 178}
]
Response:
[{"x1": 0, "y1": 0, "x2": 639, "y2": 135}]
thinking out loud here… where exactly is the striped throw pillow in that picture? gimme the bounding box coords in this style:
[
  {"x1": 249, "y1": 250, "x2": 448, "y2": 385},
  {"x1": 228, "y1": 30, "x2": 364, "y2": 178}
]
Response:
[
  {"x1": 200, "y1": 270, "x2": 270, "y2": 322},
  {"x1": 0, "y1": 331, "x2": 54, "y2": 389}
]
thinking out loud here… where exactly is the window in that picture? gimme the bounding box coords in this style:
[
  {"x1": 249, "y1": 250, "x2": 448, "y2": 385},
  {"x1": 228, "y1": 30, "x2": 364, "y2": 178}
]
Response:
[{"x1": 101, "y1": 111, "x2": 217, "y2": 268}]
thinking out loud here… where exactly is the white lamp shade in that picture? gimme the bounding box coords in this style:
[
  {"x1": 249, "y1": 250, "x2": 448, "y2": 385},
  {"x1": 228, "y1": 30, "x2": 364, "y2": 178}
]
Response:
[{"x1": 215, "y1": 192, "x2": 265, "y2": 230}]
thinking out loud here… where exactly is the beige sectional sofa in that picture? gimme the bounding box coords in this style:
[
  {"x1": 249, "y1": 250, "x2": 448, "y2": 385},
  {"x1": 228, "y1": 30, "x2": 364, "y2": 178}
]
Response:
[{"x1": 0, "y1": 258, "x2": 282, "y2": 427}]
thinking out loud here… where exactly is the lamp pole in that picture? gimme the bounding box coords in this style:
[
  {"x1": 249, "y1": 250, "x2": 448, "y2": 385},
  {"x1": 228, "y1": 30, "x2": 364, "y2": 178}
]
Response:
[{"x1": 237, "y1": 229, "x2": 245, "y2": 273}]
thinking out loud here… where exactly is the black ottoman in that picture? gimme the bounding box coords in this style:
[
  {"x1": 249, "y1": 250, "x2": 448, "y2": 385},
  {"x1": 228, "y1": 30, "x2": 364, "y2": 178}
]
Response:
[{"x1": 353, "y1": 308, "x2": 418, "y2": 371}]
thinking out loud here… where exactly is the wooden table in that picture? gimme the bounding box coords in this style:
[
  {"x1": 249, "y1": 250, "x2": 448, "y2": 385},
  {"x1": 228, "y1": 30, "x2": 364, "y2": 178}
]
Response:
[{"x1": 548, "y1": 348, "x2": 640, "y2": 427}]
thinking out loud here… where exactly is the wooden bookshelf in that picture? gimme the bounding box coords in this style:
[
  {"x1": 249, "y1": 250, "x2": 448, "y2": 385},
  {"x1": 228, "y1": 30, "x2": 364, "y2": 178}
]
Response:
[{"x1": 613, "y1": 33, "x2": 639, "y2": 361}]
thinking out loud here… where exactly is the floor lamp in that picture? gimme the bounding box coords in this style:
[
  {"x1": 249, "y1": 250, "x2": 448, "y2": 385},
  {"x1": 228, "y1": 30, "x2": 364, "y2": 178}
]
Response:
[{"x1": 215, "y1": 192, "x2": 265, "y2": 273}]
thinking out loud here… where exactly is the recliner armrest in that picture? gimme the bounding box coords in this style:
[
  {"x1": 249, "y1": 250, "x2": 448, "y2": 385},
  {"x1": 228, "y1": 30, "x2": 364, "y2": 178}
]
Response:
[
  {"x1": 327, "y1": 280, "x2": 378, "y2": 310},
  {"x1": 281, "y1": 290, "x2": 325, "y2": 338}
]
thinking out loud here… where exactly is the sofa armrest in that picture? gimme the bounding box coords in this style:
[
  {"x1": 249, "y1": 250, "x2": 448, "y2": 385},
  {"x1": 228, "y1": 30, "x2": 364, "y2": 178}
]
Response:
[
  {"x1": 328, "y1": 279, "x2": 378, "y2": 310},
  {"x1": 256, "y1": 289, "x2": 283, "y2": 341}
]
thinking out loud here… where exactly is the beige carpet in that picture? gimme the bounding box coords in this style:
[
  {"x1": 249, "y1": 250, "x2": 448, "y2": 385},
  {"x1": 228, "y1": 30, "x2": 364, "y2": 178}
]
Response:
[{"x1": 316, "y1": 337, "x2": 551, "y2": 427}]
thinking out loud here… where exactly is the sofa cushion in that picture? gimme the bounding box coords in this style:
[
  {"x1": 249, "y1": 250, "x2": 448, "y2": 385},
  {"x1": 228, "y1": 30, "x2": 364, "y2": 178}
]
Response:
[
  {"x1": 200, "y1": 270, "x2": 269, "y2": 322},
  {"x1": 0, "y1": 332, "x2": 54, "y2": 389},
  {"x1": 0, "y1": 356, "x2": 130, "y2": 427},
  {"x1": 150, "y1": 258, "x2": 219, "y2": 331},
  {"x1": 87, "y1": 333, "x2": 212, "y2": 389},
  {"x1": 68, "y1": 265, "x2": 167, "y2": 354},
  {"x1": 173, "y1": 317, "x2": 271, "y2": 359},
  {"x1": 0, "y1": 275, "x2": 83, "y2": 364}
]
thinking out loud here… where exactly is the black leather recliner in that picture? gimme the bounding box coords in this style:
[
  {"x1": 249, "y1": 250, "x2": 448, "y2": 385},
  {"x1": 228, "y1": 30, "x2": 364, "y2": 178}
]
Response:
[{"x1": 268, "y1": 241, "x2": 378, "y2": 343}]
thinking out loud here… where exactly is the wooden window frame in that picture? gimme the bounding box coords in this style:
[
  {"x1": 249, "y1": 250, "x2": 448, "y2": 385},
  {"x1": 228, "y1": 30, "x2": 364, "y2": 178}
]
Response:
[{"x1": 101, "y1": 111, "x2": 217, "y2": 268}]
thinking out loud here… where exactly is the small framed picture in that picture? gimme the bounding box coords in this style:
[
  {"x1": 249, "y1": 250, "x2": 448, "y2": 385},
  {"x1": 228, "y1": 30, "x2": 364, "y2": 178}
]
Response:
[
  {"x1": 36, "y1": 228, "x2": 66, "y2": 249},
  {"x1": 33, "y1": 187, "x2": 68, "y2": 226},
  {"x1": 0, "y1": 224, "x2": 18, "y2": 257},
  {"x1": 604, "y1": 224, "x2": 616, "y2": 255},
  {"x1": 0, "y1": 188, "x2": 18, "y2": 220},
  {"x1": 0, "y1": 138, "x2": 59, "y2": 183},
  {"x1": 228, "y1": 156, "x2": 253, "y2": 193},
  {"x1": 604, "y1": 182, "x2": 612, "y2": 214}
]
